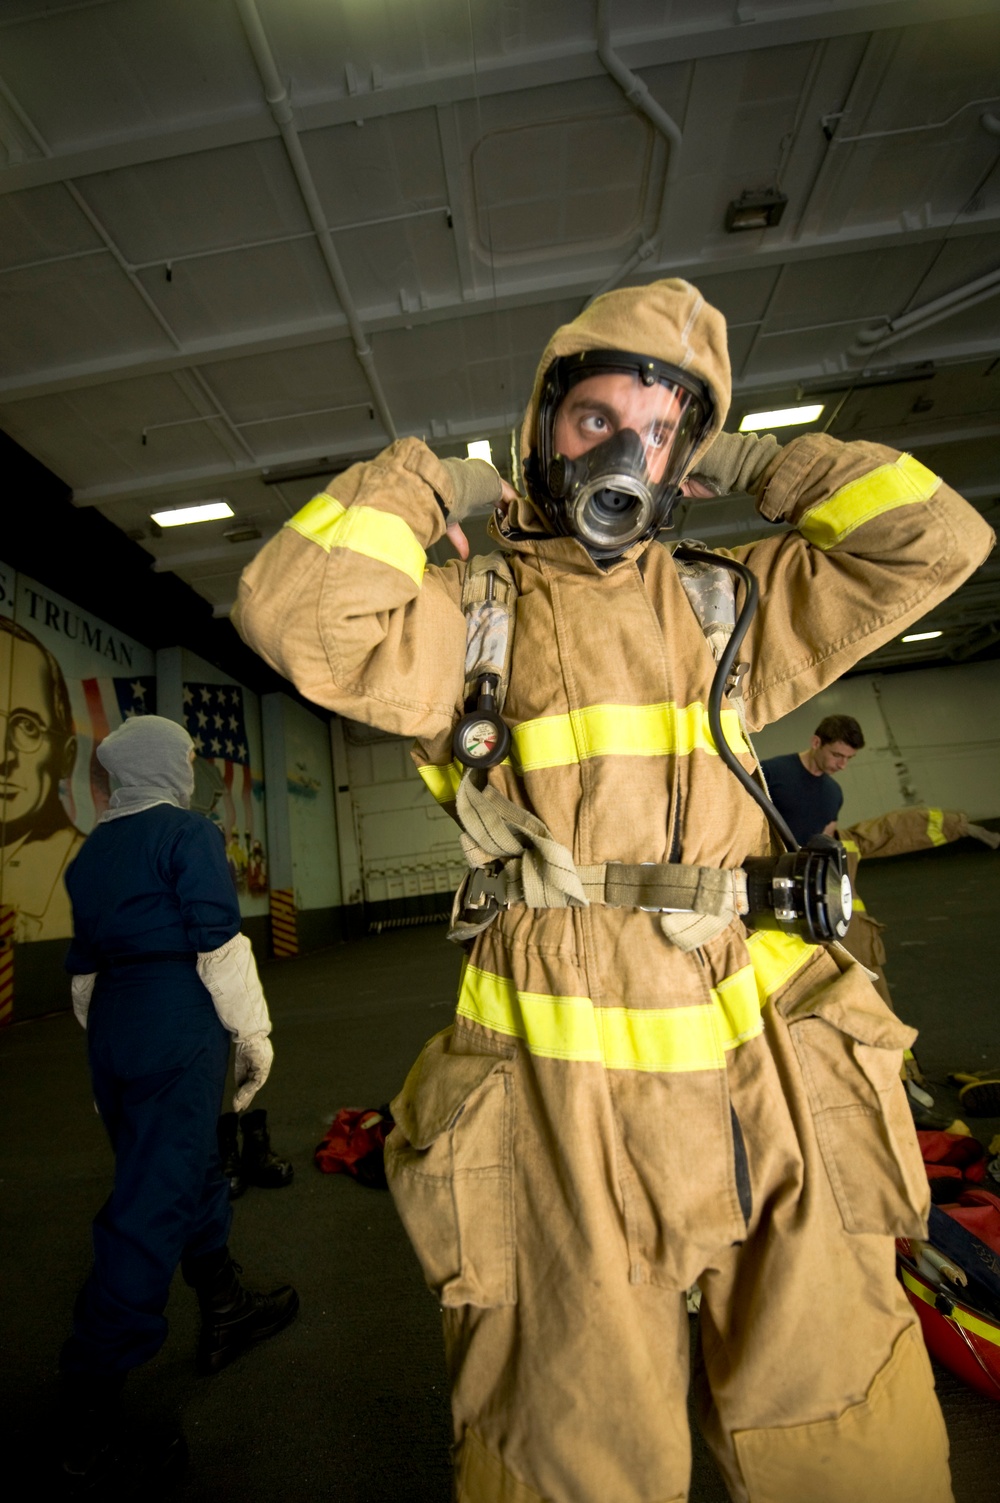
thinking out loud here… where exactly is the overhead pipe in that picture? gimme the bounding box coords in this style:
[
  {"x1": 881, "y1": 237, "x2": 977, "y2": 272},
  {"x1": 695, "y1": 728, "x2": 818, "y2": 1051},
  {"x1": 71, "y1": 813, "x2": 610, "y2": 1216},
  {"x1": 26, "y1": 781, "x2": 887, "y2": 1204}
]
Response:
[
  {"x1": 596, "y1": 0, "x2": 683, "y2": 172},
  {"x1": 234, "y1": 0, "x2": 397, "y2": 441},
  {"x1": 589, "y1": 0, "x2": 683, "y2": 302},
  {"x1": 848, "y1": 266, "x2": 1000, "y2": 358}
]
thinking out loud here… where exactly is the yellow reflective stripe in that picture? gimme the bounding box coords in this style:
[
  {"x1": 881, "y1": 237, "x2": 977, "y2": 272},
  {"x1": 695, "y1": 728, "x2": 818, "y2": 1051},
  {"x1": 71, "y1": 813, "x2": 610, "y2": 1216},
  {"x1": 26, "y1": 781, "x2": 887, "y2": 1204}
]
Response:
[
  {"x1": 286, "y1": 493, "x2": 426, "y2": 585},
  {"x1": 417, "y1": 761, "x2": 463, "y2": 805},
  {"x1": 456, "y1": 931, "x2": 817, "y2": 1072},
  {"x1": 457, "y1": 967, "x2": 604, "y2": 1064},
  {"x1": 841, "y1": 838, "x2": 860, "y2": 855},
  {"x1": 512, "y1": 701, "x2": 749, "y2": 773},
  {"x1": 853, "y1": 895, "x2": 867, "y2": 913},
  {"x1": 927, "y1": 808, "x2": 947, "y2": 846},
  {"x1": 745, "y1": 928, "x2": 820, "y2": 997},
  {"x1": 900, "y1": 1267, "x2": 1000, "y2": 1350},
  {"x1": 799, "y1": 454, "x2": 940, "y2": 550}
]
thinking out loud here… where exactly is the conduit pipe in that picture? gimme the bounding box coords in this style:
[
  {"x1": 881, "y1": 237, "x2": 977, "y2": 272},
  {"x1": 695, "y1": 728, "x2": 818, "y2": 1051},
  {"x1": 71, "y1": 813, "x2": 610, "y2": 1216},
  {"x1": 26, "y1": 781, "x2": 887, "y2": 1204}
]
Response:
[
  {"x1": 596, "y1": 0, "x2": 683, "y2": 177},
  {"x1": 848, "y1": 266, "x2": 1000, "y2": 358},
  {"x1": 234, "y1": 0, "x2": 397, "y2": 441}
]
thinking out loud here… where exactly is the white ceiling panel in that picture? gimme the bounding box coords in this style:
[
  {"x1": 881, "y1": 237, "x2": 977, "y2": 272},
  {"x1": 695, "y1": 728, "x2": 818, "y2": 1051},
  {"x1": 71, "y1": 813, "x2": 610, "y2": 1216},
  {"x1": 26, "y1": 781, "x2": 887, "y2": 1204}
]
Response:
[
  {"x1": 0, "y1": 182, "x2": 102, "y2": 266},
  {"x1": 1, "y1": 0, "x2": 260, "y2": 150}
]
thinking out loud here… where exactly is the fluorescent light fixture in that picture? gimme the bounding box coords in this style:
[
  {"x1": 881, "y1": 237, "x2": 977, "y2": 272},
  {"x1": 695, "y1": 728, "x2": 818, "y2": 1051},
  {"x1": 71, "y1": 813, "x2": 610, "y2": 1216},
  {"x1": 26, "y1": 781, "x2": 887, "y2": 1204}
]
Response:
[
  {"x1": 150, "y1": 500, "x2": 235, "y2": 527},
  {"x1": 901, "y1": 630, "x2": 943, "y2": 642},
  {"x1": 739, "y1": 404, "x2": 825, "y2": 432},
  {"x1": 466, "y1": 440, "x2": 493, "y2": 464}
]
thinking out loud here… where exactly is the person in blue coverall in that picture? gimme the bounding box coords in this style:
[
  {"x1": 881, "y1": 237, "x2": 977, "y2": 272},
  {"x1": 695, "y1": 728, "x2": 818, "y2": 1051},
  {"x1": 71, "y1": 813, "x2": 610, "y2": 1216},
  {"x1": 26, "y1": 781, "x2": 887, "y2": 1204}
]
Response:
[{"x1": 59, "y1": 715, "x2": 298, "y2": 1492}]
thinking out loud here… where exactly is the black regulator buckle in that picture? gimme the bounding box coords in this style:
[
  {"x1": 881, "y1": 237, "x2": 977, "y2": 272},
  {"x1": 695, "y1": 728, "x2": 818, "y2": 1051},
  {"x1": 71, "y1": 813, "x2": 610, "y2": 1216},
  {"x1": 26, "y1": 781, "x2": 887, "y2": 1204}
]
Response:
[
  {"x1": 456, "y1": 864, "x2": 508, "y2": 927},
  {"x1": 743, "y1": 835, "x2": 853, "y2": 945}
]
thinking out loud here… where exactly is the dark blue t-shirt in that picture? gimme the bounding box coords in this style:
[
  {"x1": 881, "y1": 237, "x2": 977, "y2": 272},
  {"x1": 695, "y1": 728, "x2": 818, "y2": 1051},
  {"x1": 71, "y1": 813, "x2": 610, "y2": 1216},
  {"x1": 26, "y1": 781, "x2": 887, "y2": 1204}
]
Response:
[{"x1": 760, "y1": 753, "x2": 843, "y2": 846}]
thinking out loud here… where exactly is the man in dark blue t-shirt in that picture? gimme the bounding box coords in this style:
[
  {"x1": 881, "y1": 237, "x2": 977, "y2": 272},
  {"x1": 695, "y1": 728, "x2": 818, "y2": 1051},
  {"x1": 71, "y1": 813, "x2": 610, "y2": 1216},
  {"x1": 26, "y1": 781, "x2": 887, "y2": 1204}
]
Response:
[{"x1": 761, "y1": 715, "x2": 864, "y2": 846}]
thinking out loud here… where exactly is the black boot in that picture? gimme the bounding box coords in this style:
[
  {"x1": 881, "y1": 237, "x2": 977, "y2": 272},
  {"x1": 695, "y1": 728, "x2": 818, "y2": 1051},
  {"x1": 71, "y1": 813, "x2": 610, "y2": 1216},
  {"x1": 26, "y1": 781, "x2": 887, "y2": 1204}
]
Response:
[
  {"x1": 182, "y1": 1246, "x2": 299, "y2": 1376},
  {"x1": 58, "y1": 1370, "x2": 125, "y2": 1495},
  {"x1": 239, "y1": 1108, "x2": 294, "y2": 1189},
  {"x1": 217, "y1": 1112, "x2": 247, "y2": 1200}
]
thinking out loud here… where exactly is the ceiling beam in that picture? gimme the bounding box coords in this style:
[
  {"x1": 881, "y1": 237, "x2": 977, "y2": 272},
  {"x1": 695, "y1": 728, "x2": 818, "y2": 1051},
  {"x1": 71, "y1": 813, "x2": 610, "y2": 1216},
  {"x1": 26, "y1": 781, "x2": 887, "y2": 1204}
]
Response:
[
  {"x1": 0, "y1": 0, "x2": 993, "y2": 196},
  {"x1": 3, "y1": 209, "x2": 999, "y2": 406}
]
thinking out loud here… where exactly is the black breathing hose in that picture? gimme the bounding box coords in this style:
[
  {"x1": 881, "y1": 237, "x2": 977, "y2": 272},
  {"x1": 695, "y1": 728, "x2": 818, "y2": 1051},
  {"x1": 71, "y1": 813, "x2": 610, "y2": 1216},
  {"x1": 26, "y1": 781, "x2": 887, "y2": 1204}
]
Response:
[{"x1": 672, "y1": 545, "x2": 800, "y2": 854}]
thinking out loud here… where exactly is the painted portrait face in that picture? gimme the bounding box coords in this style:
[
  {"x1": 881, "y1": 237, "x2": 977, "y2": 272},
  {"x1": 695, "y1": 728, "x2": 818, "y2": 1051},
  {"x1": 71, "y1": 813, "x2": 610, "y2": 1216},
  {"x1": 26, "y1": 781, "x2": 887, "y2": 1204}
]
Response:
[{"x1": 0, "y1": 632, "x2": 74, "y2": 835}]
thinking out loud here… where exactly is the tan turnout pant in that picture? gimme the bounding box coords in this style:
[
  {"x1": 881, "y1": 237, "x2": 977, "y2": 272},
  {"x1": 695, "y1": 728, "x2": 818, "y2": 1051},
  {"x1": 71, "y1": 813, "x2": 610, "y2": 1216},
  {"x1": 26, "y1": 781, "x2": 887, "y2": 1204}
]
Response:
[{"x1": 389, "y1": 974, "x2": 952, "y2": 1503}]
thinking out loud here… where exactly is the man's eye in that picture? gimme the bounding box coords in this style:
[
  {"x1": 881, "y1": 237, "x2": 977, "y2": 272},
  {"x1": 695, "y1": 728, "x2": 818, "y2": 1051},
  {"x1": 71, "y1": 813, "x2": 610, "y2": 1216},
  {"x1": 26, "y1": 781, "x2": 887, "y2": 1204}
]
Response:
[{"x1": 580, "y1": 413, "x2": 609, "y2": 435}]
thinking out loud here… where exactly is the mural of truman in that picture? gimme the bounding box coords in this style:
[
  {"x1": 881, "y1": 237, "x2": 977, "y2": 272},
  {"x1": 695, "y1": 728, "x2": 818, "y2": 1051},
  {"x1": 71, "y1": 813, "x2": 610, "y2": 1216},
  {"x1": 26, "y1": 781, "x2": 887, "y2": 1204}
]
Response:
[{"x1": 0, "y1": 616, "x2": 85, "y2": 942}]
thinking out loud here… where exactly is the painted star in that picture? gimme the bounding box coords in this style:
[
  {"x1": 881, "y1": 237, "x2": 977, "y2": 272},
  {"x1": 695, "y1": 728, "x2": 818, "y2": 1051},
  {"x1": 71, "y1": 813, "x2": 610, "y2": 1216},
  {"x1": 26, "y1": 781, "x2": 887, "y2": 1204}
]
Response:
[
  {"x1": 130, "y1": 680, "x2": 147, "y2": 701},
  {"x1": 210, "y1": 738, "x2": 221, "y2": 754},
  {"x1": 197, "y1": 710, "x2": 208, "y2": 728},
  {"x1": 200, "y1": 686, "x2": 211, "y2": 703},
  {"x1": 183, "y1": 686, "x2": 193, "y2": 705}
]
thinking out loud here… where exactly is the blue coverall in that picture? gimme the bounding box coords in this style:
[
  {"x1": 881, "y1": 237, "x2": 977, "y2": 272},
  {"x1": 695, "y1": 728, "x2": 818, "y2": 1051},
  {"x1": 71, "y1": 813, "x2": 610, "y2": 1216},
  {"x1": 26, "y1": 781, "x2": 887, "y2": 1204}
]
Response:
[{"x1": 62, "y1": 806, "x2": 240, "y2": 1375}]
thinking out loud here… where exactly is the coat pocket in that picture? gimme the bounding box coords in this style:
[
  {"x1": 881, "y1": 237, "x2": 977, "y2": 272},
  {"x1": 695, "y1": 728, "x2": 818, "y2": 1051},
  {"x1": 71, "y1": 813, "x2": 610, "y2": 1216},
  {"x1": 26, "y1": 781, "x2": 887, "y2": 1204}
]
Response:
[
  {"x1": 778, "y1": 960, "x2": 929, "y2": 1237},
  {"x1": 386, "y1": 1027, "x2": 517, "y2": 1308}
]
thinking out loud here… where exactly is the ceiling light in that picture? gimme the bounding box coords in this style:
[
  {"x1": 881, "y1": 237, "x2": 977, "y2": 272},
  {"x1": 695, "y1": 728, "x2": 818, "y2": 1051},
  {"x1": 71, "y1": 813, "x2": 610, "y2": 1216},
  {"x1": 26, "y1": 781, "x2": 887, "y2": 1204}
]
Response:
[
  {"x1": 725, "y1": 189, "x2": 788, "y2": 232},
  {"x1": 901, "y1": 630, "x2": 943, "y2": 642},
  {"x1": 739, "y1": 404, "x2": 825, "y2": 432},
  {"x1": 467, "y1": 440, "x2": 493, "y2": 464},
  {"x1": 150, "y1": 500, "x2": 235, "y2": 527}
]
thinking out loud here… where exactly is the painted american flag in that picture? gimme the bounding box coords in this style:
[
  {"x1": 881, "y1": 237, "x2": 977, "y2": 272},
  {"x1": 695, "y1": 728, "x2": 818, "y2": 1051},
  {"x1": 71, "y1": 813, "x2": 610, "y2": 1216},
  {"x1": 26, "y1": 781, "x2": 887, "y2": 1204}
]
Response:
[
  {"x1": 64, "y1": 676, "x2": 157, "y2": 832},
  {"x1": 182, "y1": 682, "x2": 254, "y2": 846}
]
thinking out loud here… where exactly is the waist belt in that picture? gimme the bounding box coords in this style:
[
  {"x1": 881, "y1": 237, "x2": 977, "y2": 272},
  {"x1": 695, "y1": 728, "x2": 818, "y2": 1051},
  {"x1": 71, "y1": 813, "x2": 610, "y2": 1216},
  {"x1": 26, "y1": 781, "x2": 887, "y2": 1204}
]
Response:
[
  {"x1": 462, "y1": 860, "x2": 749, "y2": 918},
  {"x1": 101, "y1": 951, "x2": 198, "y2": 969}
]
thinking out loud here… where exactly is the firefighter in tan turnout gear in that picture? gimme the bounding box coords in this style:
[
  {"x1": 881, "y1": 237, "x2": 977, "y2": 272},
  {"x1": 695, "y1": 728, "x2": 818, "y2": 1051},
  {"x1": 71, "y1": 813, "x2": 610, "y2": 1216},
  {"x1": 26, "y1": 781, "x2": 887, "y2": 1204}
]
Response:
[{"x1": 235, "y1": 280, "x2": 993, "y2": 1503}]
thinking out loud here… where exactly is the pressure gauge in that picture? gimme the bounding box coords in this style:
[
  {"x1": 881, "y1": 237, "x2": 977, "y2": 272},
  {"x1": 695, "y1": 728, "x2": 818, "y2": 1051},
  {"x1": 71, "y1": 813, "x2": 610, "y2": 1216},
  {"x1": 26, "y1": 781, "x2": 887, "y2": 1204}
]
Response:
[{"x1": 453, "y1": 708, "x2": 511, "y2": 769}]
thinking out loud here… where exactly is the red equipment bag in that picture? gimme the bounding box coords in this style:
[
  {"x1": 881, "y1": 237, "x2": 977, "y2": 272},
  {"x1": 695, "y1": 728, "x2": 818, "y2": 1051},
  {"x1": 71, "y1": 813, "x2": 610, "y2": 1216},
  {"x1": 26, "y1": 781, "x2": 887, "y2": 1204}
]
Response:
[
  {"x1": 897, "y1": 1129, "x2": 1000, "y2": 1401},
  {"x1": 314, "y1": 1105, "x2": 393, "y2": 1189}
]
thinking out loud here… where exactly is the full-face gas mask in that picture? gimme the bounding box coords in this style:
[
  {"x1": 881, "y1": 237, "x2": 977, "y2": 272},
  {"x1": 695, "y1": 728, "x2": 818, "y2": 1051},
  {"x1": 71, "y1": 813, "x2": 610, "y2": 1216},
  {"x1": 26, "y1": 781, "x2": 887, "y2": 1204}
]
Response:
[{"x1": 525, "y1": 349, "x2": 714, "y2": 559}]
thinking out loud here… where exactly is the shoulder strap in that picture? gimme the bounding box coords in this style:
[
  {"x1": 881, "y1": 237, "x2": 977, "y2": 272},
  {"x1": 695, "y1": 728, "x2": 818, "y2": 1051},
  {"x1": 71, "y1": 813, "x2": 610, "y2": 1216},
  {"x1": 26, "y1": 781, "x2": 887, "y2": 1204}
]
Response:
[
  {"x1": 669, "y1": 537, "x2": 738, "y2": 666},
  {"x1": 460, "y1": 552, "x2": 517, "y2": 710}
]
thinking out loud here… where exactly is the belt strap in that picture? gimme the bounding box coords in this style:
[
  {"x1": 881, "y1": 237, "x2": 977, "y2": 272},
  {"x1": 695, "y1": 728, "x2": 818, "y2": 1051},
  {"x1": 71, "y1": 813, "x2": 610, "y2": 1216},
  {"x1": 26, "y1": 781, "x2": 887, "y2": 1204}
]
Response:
[
  {"x1": 576, "y1": 862, "x2": 748, "y2": 916},
  {"x1": 102, "y1": 951, "x2": 198, "y2": 969}
]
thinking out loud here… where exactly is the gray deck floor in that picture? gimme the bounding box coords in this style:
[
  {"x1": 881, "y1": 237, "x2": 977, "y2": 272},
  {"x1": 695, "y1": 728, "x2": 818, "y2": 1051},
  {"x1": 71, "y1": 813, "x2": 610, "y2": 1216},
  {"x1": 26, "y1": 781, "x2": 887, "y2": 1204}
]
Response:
[{"x1": 4, "y1": 840, "x2": 1000, "y2": 1501}]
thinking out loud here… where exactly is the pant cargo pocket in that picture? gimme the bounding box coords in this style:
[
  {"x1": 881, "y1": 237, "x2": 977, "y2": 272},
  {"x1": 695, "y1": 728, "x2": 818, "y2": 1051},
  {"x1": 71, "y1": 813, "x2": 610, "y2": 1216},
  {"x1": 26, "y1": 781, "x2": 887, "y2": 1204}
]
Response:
[
  {"x1": 386, "y1": 1027, "x2": 516, "y2": 1308},
  {"x1": 779, "y1": 959, "x2": 929, "y2": 1236}
]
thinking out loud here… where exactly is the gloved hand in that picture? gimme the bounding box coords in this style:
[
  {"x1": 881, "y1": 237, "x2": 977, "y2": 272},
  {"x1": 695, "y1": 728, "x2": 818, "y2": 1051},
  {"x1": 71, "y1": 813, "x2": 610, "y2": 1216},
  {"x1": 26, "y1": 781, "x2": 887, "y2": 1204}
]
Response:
[
  {"x1": 686, "y1": 429, "x2": 780, "y2": 497},
  {"x1": 439, "y1": 457, "x2": 504, "y2": 524},
  {"x1": 70, "y1": 973, "x2": 97, "y2": 1029},
  {"x1": 234, "y1": 1032, "x2": 274, "y2": 1112},
  {"x1": 196, "y1": 933, "x2": 274, "y2": 1111}
]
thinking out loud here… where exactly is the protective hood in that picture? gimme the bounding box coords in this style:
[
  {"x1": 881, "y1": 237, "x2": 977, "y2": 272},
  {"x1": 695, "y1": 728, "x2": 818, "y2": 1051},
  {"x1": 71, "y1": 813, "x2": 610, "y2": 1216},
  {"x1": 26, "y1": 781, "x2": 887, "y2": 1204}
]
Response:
[
  {"x1": 97, "y1": 714, "x2": 195, "y2": 823},
  {"x1": 509, "y1": 278, "x2": 731, "y2": 545}
]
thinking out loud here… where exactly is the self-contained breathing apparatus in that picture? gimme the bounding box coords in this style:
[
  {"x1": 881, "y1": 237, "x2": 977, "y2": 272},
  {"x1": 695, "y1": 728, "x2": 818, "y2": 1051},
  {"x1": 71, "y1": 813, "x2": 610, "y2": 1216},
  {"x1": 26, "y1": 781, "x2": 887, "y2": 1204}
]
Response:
[{"x1": 449, "y1": 346, "x2": 851, "y2": 947}]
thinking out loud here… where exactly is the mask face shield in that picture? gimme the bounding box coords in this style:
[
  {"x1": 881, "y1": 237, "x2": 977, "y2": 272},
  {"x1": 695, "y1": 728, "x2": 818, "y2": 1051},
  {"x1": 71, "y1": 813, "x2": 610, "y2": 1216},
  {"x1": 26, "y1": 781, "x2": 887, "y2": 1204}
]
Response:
[{"x1": 528, "y1": 350, "x2": 714, "y2": 558}]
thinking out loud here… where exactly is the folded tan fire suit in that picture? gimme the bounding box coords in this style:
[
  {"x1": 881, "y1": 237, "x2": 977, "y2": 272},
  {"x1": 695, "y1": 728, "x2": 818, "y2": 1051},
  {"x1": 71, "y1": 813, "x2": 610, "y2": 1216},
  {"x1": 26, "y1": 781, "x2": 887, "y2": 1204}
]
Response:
[
  {"x1": 235, "y1": 280, "x2": 993, "y2": 1503},
  {"x1": 838, "y1": 809, "x2": 999, "y2": 1004}
]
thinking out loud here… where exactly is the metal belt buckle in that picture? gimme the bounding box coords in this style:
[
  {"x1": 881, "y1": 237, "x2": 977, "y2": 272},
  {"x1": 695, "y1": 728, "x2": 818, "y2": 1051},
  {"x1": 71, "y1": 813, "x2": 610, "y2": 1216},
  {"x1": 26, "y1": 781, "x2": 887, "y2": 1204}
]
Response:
[
  {"x1": 636, "y1": 860, "x2": 692, "y2": 915},
  {"x1": 461, "y1": 866, "x2": 507, "y2": 921}
]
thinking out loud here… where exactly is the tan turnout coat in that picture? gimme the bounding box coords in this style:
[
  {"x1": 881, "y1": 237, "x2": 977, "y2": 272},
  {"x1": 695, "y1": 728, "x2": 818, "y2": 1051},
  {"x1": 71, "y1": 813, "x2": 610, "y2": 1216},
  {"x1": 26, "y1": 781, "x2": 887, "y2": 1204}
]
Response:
[{"x1": 236, "y1": 281, "x2": 993, "y2": 1503}]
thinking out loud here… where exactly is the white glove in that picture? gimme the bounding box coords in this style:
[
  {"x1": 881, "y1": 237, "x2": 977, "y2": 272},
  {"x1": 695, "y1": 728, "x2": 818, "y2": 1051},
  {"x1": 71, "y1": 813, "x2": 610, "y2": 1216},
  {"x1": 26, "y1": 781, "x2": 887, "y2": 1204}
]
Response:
[
  {"x1": 233, "y1": 1033, "x2": 275, "y2": 1113},
  {"x1": 71, "y1": 973, "x2": 97, "y2": 1029},
  {"x1": 967, "y1": 823, "x2": 1000, "y2": 849},
  {"x1": 197, "y1": 933, "x2": 273, "y2": 1111}
]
